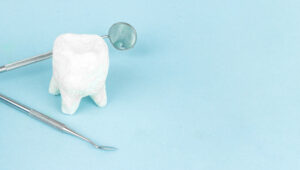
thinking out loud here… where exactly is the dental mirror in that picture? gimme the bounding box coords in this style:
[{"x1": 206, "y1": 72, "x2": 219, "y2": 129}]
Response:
[
  {"x1": 108, "y1": 22, "x2": 137, "y2": 50},
  {"x1": 0, "y1": 22, "x2": 137, "y2": 73}
]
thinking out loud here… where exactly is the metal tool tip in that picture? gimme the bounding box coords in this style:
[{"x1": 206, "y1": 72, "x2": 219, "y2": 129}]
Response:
[
  {"x1": 97, "y1": 145, "x2": 118, "y2": 151},
  {"x1": 0, "y1": 66, "x2": 6, "y2": 73}
]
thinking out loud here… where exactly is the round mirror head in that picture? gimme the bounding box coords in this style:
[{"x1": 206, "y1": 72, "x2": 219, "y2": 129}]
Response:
[{"x1": 108, "y1": 22, "x2": 137, "y2": 50}]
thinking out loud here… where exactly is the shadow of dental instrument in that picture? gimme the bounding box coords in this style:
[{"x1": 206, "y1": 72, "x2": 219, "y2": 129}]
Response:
[{"x1": 0, "y1": 22, "x2": 137, "y2": 151}]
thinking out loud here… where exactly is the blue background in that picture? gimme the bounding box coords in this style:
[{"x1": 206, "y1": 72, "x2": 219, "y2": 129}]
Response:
[{"x1": 0, "y1": 0, "x2": 300, "y2": 169}]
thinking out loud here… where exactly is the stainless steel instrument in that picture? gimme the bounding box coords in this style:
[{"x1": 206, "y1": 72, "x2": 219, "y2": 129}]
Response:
[
  {"x1": 0, "y1": 51, "x2": 52, "y2": 73},
  {"x1": 0, "y1": 93, "x2": 117, "y2": 151},
  {"x1": 0, "y1": 22, "x2": 137, "y2": 73}
]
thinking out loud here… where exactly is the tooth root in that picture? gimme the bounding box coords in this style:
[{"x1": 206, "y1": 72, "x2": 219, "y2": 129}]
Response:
[
  {"x1": 91, "y1": 86, "x2": 107, "y2": 107},
  {"x1": 49, "y1": 77, "x2": 60, "y2": 95},
  {"x1": 61, "y1": 91, "x2": 82, "y2": 115}
]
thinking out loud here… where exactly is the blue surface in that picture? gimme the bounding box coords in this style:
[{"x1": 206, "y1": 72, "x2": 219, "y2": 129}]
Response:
[{"x1": 0, "y1": 0, "x2": 300, "y2": 169}]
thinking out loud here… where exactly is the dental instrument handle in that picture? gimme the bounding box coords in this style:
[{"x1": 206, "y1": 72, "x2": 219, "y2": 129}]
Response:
[
  {"x1": 0, "y1": 93, "x2": 65, "y2": 129},
  {"x1": 0, "y1": 93, "x2": 117, "y2": 151},
  {"x1": 0, "y1": 52, "x2": 52, "y2": 73},
  {"x1": 0, "y1": 35, "x2": 108, "y2": 73}
]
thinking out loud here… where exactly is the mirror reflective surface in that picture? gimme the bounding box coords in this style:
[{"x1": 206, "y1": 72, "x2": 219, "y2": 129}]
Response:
[{"x1": 108, "y1": 22, "x2": 137, "y2": 50}]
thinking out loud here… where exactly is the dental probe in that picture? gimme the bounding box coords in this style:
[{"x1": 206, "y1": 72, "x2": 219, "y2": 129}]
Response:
[{"x1": 0, "y1": 93, "x2": 117, "y2": 151}]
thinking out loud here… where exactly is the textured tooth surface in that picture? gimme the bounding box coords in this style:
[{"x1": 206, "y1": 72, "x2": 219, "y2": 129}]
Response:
[{"x1": 49, "y1": 33, "x2": 109, "y2": 114}]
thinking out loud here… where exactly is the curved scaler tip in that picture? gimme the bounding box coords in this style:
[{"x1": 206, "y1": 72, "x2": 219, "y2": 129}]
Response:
[{"x1": 97, "y1": 145, "x2": 118, "y2": 151}]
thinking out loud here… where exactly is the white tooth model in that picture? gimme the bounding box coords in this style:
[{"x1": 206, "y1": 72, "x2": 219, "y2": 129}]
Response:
[{"x1": 49, "y1": 34, "x2": 109, "y2": 114}]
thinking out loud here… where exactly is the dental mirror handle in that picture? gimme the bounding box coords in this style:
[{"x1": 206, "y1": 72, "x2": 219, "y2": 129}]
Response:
[
  {"x1": 0, "y1": 93, "x2": 117, "y2": 151},
  {"x1": 0, "y1": 52, "x2": 52, "y2": 73},
  {"x1": 0, "y1": 35, "x2": 108, "y2": 73}
]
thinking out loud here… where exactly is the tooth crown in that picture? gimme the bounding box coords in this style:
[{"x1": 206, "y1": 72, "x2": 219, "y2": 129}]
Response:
[{"x1": 49, "y1": 33, "x2": 109, "y2": 114}]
